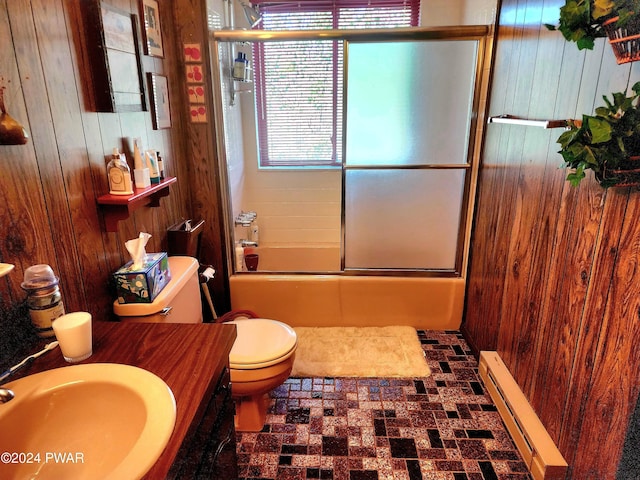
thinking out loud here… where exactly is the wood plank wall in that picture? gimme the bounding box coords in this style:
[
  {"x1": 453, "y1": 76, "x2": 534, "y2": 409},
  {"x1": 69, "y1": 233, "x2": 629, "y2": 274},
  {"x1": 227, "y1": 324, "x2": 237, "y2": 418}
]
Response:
[
  {"x1": 463, "y1": 0, "x2": 640, "y2": 478},
  {"x1": 0, "y1": 0, "x2": 206, "y2": 366}
]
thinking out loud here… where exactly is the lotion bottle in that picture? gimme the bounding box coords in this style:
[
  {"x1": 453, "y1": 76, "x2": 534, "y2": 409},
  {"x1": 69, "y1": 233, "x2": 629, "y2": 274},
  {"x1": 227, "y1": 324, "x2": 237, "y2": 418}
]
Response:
[
  {"x1": 235, "y1": 242, "x2": 245, "y2": 272},
  {"x1": 133, "y1": 138, "x2": 151, "y2": 189},
  {"x1": 145, "y1": 150, "x2": 160, "y2": 184},
  {"x1": 107, "y1": 148, "x2": 133, "y2": 195}
]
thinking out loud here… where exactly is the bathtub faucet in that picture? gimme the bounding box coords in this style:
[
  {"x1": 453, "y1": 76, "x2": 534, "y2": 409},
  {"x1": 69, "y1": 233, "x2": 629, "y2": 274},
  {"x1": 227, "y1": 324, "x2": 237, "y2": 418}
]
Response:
[{"x1": 240, "y1": 240, "x2": 258, "y2": 247}]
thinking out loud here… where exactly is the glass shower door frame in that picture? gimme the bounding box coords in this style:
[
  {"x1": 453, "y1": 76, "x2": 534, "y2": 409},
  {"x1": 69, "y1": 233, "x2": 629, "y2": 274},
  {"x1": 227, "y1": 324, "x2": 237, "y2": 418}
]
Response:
[{"x1": 210, "y1": 26, "x2": 491, "y2": 278}]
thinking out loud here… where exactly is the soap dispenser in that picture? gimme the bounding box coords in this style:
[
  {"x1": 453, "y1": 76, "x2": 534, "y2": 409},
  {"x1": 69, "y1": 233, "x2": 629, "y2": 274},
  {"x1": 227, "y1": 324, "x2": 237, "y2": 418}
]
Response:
[{"x1": 107, "y1": 148, "x2": 134, "y2": 195}]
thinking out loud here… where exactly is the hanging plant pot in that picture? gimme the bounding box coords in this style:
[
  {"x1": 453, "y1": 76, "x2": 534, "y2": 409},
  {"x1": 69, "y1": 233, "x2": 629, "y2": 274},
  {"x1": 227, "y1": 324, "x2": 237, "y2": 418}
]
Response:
[
  {"x1": 597, "y1": 156, "x2": 640, "y2": 188},
  {"x1": 602, "y1": 15, "x2": 640, "y2": 64}
]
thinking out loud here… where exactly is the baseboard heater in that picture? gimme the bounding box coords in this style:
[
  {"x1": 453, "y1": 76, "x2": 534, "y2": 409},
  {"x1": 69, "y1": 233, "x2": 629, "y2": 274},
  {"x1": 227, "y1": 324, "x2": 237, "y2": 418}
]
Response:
[{"x1": 479, "y1": 351, "x2": 568, "y2": 480}]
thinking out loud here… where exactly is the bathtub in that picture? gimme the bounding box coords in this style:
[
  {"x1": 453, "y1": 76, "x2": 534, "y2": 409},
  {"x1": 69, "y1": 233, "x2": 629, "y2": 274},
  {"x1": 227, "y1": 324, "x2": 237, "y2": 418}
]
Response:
[{"x1": 230, "y1": 273, "x2": 465, "y2": 330}]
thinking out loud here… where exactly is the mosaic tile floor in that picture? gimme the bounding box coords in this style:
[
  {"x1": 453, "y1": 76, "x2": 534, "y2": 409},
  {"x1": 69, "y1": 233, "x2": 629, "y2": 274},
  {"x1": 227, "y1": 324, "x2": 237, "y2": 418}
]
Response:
[{"x1": 236, "y1": 330, "x2": 532, "y2": 480}]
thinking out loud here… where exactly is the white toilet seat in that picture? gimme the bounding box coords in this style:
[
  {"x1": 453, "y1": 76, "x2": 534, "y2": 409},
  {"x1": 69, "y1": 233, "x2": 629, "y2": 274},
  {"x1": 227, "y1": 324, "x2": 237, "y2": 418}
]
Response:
[{"x1": 228, "y1": 318, "x2": 297, "y2": 370}]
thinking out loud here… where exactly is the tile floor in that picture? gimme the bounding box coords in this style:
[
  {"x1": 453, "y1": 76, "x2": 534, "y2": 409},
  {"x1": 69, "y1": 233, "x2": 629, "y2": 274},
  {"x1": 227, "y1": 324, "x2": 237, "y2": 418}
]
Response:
[{"x1": 236, "y1": 330, "x2": 531, "y2": 480}]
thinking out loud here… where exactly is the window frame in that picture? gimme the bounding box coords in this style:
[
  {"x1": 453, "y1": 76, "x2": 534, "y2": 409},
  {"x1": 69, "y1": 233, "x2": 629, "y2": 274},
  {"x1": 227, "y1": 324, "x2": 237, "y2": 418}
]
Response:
[{"x1": 251, "y1": 0, "x2": 420, "y2": 169}]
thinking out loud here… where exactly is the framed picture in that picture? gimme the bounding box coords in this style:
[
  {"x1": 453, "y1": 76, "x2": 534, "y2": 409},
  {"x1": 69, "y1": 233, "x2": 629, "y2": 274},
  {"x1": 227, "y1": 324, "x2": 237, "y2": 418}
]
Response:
[
  {"x1": 82, "y1": 1, "x2": 147, "y2": 112},
  {"x1": 141, "y1": 0, "x2": 164, "y2": 57},
  {"x1": 148, "y1": 73, "x2": 171, "y2": 129}
]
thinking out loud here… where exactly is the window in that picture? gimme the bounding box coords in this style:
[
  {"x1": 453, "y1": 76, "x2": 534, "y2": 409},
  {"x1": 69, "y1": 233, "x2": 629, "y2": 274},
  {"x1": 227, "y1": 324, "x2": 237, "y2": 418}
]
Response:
[{"x1": 252, "y1": 0, "x2": 420, "y2": 168}]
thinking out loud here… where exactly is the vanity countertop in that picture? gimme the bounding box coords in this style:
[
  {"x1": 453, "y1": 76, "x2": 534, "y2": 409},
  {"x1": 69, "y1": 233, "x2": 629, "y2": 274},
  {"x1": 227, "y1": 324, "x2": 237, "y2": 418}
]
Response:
[{"x1": 9, "y1": 321, "x2": 237, "y2": 479}]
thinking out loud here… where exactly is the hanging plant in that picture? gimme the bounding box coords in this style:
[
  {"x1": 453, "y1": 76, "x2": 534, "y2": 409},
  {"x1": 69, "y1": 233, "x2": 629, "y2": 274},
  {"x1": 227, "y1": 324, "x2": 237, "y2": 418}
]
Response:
[
  {"x1": 546, "y1": 0, "x2": 640, "y2": 62},
  {"x1": 556, "y1": 82, "x2": 640, "y2": 187}
]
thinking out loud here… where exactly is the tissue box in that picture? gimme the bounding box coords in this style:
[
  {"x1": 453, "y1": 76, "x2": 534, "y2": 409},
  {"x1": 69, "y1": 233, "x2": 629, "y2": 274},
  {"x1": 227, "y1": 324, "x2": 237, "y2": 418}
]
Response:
[{"x1": 114, "y1": 253, "x2": 171, "y2": 304}]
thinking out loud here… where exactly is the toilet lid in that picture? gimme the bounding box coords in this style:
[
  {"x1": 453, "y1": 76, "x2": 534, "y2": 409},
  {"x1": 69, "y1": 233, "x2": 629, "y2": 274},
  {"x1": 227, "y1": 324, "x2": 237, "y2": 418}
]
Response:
[{"x1": 228, "y1": 318, "x2": 297, "y2": 368}]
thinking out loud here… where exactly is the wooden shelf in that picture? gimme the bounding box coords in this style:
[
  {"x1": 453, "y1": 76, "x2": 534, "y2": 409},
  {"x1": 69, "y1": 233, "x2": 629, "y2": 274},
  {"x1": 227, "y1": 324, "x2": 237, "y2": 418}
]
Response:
[{"x1": 97, "y1": 176, "x2": 177, "y2": 232}]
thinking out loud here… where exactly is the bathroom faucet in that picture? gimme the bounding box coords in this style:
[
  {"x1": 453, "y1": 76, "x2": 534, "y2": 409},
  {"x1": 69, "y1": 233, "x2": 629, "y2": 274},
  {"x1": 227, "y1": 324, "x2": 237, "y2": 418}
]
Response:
[
  {"x1": 0, "y1": 388, "x2": 14, "y2": 404},
  {"x1": 0, "y1": 340, "x2": 59, "y2": 404}
]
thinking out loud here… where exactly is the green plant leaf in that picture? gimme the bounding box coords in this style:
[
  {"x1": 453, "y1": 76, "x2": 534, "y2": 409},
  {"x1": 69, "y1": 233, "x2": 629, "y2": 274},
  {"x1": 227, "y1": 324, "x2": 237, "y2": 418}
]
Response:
[
  {"x1": 567, "y1": 164, "x2": 586, "y2": 186},
  {"x1": 576, "y1": 35, "x2": 596, "y2": 50},
  {"x1": 584, "y1": 146, "x2": 599, "y2": 165},
  {"x1": 592, "y1": 0, "x2": 615, "y2": 19},
  {"x1": 588, "y1": 117, "x2": 612, "y2": 143},
  {"x1": 602, "y1": 94, "x2": 614, "y2": 111},
  {"x1": 557, "y1": 128, "x2": 580, "y2": 147},
  {"x1": 613, "y1": 92, "x2": 628, "y2": 108}
]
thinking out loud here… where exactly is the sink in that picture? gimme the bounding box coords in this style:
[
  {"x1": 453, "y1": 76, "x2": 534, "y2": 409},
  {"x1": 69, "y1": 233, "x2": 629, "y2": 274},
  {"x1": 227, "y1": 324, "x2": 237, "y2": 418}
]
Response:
[{"x1": 0, "y1": 363, "x2": 176, "y2": 479}]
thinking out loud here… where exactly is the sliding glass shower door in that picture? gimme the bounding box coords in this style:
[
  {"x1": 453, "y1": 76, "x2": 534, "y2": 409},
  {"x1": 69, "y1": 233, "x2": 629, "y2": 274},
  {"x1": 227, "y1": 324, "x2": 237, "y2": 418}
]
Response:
[
  {"x1": 210, "y1": 27, "x2": 488, "y2": 275},
  {"x1": 343, "y1": 39, "x2": 479, "y2": 272}
]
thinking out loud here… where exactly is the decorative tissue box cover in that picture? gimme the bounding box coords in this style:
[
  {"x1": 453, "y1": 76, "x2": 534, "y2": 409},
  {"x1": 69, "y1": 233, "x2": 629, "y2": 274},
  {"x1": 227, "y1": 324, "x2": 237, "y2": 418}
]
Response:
[{"x1": 114, "y1": 253, "x2": 171, "y2": 304}]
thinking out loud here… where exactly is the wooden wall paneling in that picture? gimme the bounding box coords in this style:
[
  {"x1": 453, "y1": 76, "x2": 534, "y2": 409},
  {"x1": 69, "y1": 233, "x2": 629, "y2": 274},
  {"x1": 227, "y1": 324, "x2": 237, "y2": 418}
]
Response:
[
  {"x1": 173, "y1": 0, "x2": 231, "y2": 313},
  {"x1": 466, "y1": 1, "x2": 640, "y2": 476},
  {"x1": 524, "y1": 27, "x2": 586, "y2": 400},
  {"x1": 0, "y1": 1, "x2": 59, "y2": 301},
  {"x1": 1, "y1": 0, "x2": 74, "y2": 360},
  {"x1": 557, "y1": 187, "x2": 628, "y2": 478},
  {"x1": 32, "y1": 0, "x2": 116, "y2": 315},
  {"x1": 151, "y1": 0, "x2": 201, "y2": 256},
  {"x1": 495, "y1": 0, "x2": 547, "y2": 375},
  {"x1": 524, "y1": 41, "x2": 606, "y2": 425},
  {"x1": 554, "y1": 59, "x2": 636, "y2": 477},
  {"x1": 463, "y1": 4, "x2": 525, "y2": 353},
  {"x1": 6, "y1": 0, "x2": 87, "y2": 311},
  {"x1": 570, "y1": 187, "x2": 640, "y2": 479},
  {"x1": 509, "y1": 0, "x2": 566, "y2": 391},
  {"x1": 534, "y1": 177, "x2": 605, "y2": 442},
  {"x1": 516, "y1": 13, "x2": 572, "y2": 395},
  {"x1": 63, "y1": 0, "x2": 124, "y2": 281},
  {"x1": 493, "y1": 0, "x2": 539, "y2": 369},
  {"x1": 483, "y1": 16, "x2": 527, "y2": 350},
  {"x1": 463, "y1": 20, "x2": 511, "y2": 340},
  {"x1": 536, "y1": 49, "x2": 630, "y2": 443}
]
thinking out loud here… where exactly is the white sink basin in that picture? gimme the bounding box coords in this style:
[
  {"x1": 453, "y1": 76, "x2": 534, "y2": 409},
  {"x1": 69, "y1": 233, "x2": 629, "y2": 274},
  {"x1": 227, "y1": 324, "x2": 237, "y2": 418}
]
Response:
[{"x1": 0, "y1": 363, "x2": 176, "y2": 480}]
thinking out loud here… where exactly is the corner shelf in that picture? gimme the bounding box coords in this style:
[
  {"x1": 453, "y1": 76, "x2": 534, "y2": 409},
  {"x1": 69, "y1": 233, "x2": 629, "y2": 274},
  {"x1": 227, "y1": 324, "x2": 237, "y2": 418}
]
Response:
[{"x1": 97, "y1": 176, "x2": 177, "y2": 232}]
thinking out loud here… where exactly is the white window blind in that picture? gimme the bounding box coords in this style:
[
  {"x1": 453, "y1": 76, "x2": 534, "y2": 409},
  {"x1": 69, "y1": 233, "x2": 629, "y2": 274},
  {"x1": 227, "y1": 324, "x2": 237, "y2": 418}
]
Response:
[{"x1": 252, "y1": 0, "x2": 420, "y2": 167}]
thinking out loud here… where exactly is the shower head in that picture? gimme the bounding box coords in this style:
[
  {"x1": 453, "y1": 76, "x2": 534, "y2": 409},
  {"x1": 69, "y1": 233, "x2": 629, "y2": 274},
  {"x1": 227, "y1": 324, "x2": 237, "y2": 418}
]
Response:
[{"x1": 241, "y1": 2, "x2": 262, "y2": 28}]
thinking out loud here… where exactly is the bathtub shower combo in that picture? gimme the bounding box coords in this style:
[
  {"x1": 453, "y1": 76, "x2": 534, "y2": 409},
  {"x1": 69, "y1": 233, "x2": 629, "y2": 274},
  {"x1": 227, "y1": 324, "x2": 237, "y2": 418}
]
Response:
[{"x1": 210, "y1": 24, "x2": 492, "y2": 329}]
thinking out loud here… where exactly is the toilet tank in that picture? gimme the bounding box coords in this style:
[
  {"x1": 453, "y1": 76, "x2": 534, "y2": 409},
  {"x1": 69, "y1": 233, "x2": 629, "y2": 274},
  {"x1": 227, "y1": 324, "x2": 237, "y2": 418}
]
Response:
[{"x1": 113, "y1": 256, "x2": 203, "y2": 323}]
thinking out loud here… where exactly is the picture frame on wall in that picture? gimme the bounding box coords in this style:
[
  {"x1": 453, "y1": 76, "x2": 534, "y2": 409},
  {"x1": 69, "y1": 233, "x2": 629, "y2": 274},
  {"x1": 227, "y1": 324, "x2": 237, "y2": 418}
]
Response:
[
  {"x1": 141, "y1": 0, "x2": 164, "y2": 57},
  {"x1": 82, "y1": 1, "x2": 147, "y2": 112},
  {"x1": 148, "y1": 73, "x2": 171, "y2": 129}
]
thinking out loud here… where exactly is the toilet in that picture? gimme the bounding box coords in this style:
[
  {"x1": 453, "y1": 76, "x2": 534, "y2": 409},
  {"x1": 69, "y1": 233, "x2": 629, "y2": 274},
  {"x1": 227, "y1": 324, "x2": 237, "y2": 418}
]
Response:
[
  {"x1": 113, "y1": 256, "x2": 297, "y2": 432},
  {"x1": 227, "y1": 318, "x2": 297, "y2": 432}
]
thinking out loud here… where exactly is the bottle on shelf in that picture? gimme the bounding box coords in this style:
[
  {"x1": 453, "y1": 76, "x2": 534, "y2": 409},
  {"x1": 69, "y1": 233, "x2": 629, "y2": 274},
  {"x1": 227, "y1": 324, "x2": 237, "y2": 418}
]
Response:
[
  {"x1": 133, "y1": 138, "x2": 151, "y2": 189},
  {"x1": 156, "y1": 151, "x2": 165, "y2": 180},
  {"x1": 233, "y1": 52, "x2": 248, "y2": 81},
  {"x1": 107, "y1": 148, "x2": 133, "y2": 195}
]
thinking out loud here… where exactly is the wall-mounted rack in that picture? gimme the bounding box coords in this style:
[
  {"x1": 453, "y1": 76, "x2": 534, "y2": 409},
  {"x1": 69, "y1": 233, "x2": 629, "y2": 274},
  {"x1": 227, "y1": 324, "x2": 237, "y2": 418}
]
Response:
[
  {"x1": 234, "y1": 210, "x2": 257, "y2": 227},
  {"x1": 488, "y1": 115, "x2": 580, "y2": 129}
]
